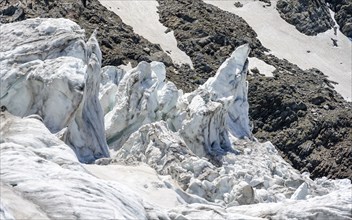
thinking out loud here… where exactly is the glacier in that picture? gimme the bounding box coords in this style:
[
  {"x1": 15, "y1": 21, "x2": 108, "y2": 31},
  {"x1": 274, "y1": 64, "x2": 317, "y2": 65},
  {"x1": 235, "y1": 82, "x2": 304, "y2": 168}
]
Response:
[
  {"x1": 0, "y1": 18, "x2": 351, "y2": 219},
  {"x1": 0, "y1": 18, "x2": 109, "y2": 163}
]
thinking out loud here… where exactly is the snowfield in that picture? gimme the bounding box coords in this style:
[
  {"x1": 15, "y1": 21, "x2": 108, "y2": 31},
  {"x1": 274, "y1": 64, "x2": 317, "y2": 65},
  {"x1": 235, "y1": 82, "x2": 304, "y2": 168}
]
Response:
[
  {"x1": 204, "y1": 0, "x2": 352, "y2": 101},
  {"x1": 98, "y1": 0, "x2": 194, "y2": 68},
  {"x1": 0, "y1": 18, "x2": 351, "y2": 220}
]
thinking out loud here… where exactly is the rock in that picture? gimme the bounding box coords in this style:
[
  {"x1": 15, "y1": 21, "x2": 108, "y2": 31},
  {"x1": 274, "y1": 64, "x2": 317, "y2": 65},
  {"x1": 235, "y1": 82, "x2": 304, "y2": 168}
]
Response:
[
  {"x1": 150, "y1": 51, "x2": 174, "y2": 67},
  {"x1": 234, "y1": 2, "x2": 243, "y2": 8},
  {"x1": 327, "y1": 0, "x2": 352, "y2": 38},
  {"x1": 251, "y1": 67, "x2": 260, "y2": 74},
  {"x1": 276, "y1": 0, "x2": 334, "y2": 36},
  {"x1": 143, "y1": 47, "x2": 151, "y2": 54},
  {"x1": 331, "y1": 38, "x2": 338, "y2": 47},
  {"x1": 310, "y1": 96, "x2": 326, "y2": 105},
  {"x1": 197, "y1": 36, "x2": 211, "y2": 47}
]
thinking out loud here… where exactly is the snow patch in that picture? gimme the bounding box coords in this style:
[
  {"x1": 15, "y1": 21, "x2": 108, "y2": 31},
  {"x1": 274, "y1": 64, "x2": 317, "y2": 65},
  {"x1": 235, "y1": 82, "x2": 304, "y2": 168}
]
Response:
[
  {"x1": 99, "y1": 0, "x2": 194, "y2": 68},
  {"x1": 248, "y1": 57, "x2": 275, "y2": 77}
]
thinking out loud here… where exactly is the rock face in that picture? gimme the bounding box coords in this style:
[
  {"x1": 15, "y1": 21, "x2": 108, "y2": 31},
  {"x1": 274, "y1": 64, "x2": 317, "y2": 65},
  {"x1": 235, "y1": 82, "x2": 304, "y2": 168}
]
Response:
[
  {"x1": 276, "y1": 0, "x2": 335, "y2": 35},
  {"x1": 327, "y1": 0, "x2": 352, "y2": 38},
  {"x1": 0, "y1": 18, "x2": 351, "y2": 219},
  {"x1": 0, "y1": 18, "x2": 109, "y2": 163},
  {"x1": 248, "y1": 65, "x2": 352, "y2": 179},
  {"x1": 157, "y1": 0, "x2": 265, "y2": 90}
]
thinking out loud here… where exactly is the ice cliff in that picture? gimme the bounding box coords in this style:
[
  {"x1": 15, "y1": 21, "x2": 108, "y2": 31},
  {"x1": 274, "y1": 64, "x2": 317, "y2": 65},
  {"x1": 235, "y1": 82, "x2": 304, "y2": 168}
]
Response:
[
  {"x1": 0, "y1": 18, "x2": 109, "y2": 163},
  {"x1": 0, "y1": 18, "x2": 351, "y2": 219}
]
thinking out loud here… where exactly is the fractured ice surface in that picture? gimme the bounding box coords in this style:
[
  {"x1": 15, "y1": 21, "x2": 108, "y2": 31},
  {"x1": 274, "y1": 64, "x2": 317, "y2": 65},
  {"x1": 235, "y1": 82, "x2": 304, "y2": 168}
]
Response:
[
  {"x1": 0, "y1": 18, "x2": 109, "y2": 163},
  {"x1": 103, "y1": 61, "x2": 179, "y2": 149},
  {"x1": 0, "y1": 18, "x2": 351, "y2": 219}
]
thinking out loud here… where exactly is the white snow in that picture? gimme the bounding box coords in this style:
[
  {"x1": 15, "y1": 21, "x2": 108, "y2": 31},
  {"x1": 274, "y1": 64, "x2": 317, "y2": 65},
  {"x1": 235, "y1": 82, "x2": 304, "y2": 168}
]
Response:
[
  {"x1": 0, "y1": 113, "x2": 151, "y2": 219},
  {"x1": 1, "y1": 182, "x2": 49, "y2": 219},
  {"x1": 85, "y1": 164, "x2": 185, "y2": 209},
  {"x1": 248, "y1": 57, "x2": 275, "y2": 77},
  {"x1": 118, "y1": 62, "x2": 133, "y2": 72},
  {"x1": 99, "y1": 0, "x2": 194, "y2": 68},
  {"x1": 204, "y1": 0, "x2": 352, "y2": 101}
]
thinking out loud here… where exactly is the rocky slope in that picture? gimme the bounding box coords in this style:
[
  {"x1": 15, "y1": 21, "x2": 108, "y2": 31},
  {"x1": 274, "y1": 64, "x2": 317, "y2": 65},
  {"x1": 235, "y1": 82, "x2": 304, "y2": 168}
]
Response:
[
  {"x1": 1, "y1": 0, "x2": 351, "y2": 180},
  {"x1": 1, "y1": 18, "x2": 351, "y2": 219},
  {"x1": 327, "y1": 0, "x2": 352, "y2": 38},
  {"x1": 276, "y1": 0, "x2": 352, "y2": 38},
  {"x1": 276, "y1": 0, "x2": 335, "y2": 35}
]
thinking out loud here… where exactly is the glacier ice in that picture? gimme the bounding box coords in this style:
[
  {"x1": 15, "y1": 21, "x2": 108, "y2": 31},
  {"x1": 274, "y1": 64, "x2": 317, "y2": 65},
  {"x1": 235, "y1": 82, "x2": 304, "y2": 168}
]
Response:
[
  {"x1": 0, "y1": 18, "x2": 351, "y2": 219},
  {"x1": 171, "y1": 44, "x2": 252, "y2": 158},
  {"x1": 0, "y1": 18, "x2": 109, "y2": 163},
  {"x1": 0, "y1": 112, "x2": 151, "y2": 219},
  {"x1": 104, "y1": 44, "x2": 252, "y2": 159},
  {"x1": 103, "y1": 61, "x2": 179, "y2": 149}
]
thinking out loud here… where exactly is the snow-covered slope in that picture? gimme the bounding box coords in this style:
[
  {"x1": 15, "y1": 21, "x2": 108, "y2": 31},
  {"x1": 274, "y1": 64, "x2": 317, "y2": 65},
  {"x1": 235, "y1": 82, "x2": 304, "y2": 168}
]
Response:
[
  {"x1": 1, "y1": 18, "x2": 351, "y2": 220},
  {"x1": 204, "y1": 0, "x2": 352, "y2": 101},
  {"x1": 98, "y1": 0, "x2": 194, "y2": 68},
  {"x1": 0, "y1": 112, "x2": 152, "y2": 219}
]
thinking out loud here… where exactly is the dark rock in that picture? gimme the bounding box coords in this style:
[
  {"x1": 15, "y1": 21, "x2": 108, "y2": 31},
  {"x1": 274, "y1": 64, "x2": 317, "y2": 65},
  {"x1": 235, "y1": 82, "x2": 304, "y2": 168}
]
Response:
[
  {"x1": 164, "y1": 28, "x2": 171, "y2": 34},
  {"x1": 331, "y1": 38, "x2": 338, "y2": 47},
  {"x1": 150, "y1": 51, "x2": 173, "y2": 67},
  {"x1": 310, "y1": 96, "x2": 326, "y2": 105},
  {"x1": 101, "y1": 39, "x2": 113, "y2": 49},
  {"x1": 1, "y1": 106, "x2": 7, "y2": 112},
  {"x1": 1, "y1": 5, "x2": 17, "y2": 16},
  {"x1": 251, "y1": 68, "x2": 260, "y2": 74},
  {"x1": 327, "y1": 0, "x2": 352, "y2": 38},
  {"x1": 276, "y1": 0, "x2": 334, "y2": 36},
  {"x1": 234, "y1": 2, "x2": 243, "y2": 8}
]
